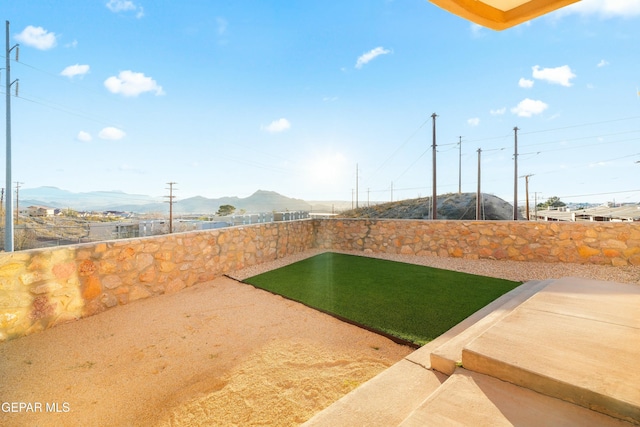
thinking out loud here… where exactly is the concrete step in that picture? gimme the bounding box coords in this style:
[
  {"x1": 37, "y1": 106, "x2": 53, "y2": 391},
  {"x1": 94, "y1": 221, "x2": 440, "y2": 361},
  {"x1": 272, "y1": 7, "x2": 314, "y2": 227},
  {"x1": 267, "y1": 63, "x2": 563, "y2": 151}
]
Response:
[
  {"x1": 302, "y1": 359, "x2": 447, "y2": 427},
  {"x1": 429, "y1": 279, "x2": 553, "y2": 375},
  {"x1": 462, "y1": 277, "x2": 640, "y2": 425},
  {"x1": 399, "y1": 368, "x2": 635, "y2": 427}
]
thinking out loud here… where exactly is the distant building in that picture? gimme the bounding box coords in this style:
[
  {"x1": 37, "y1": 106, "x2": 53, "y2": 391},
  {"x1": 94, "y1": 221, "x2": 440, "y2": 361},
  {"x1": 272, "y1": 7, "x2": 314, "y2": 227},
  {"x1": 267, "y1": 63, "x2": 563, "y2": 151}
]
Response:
[
  {"x1": 532, "y1": 205, "x2": 640, "y2": 222},
  {"x1": 26, "y1": 205, "x2": 56, "y2": 217}
]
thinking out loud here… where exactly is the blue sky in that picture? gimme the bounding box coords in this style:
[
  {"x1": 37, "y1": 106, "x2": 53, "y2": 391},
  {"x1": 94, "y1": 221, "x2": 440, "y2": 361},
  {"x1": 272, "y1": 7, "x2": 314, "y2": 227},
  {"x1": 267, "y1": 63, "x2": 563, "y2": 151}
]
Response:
[{"x1": 2, "y1": 0, "x2": 640, "y2": 206}]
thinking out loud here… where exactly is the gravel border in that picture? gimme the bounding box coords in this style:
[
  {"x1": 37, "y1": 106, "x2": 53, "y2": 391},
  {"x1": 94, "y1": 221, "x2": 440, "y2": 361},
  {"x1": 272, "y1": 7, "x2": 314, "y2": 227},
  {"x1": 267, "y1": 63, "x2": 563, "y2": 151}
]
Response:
[{"x1": 229, "y1": 249, "x2": 640, "y2": 285}]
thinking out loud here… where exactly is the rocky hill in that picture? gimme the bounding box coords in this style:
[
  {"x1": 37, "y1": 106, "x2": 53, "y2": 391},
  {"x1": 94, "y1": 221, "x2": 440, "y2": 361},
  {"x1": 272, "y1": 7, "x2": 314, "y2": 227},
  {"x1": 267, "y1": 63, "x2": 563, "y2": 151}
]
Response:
[{"x1": 339, "y1": 192, "x2": 521, "y2": 220}]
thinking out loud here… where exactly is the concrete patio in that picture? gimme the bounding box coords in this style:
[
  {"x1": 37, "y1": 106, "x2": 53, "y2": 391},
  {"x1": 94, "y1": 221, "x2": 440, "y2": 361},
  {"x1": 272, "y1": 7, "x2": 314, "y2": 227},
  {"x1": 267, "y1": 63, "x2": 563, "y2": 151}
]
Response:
[{"x1": 304, "y1": 276, "x2": 640, "y2": 426}]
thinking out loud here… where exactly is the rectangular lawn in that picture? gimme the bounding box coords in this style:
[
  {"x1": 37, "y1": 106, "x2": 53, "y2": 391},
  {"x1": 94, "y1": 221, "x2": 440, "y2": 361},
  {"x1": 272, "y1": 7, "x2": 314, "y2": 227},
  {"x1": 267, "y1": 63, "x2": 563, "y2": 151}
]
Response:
[{"x1": 244, "y1": 252, "x2": 521, "y2": 346}]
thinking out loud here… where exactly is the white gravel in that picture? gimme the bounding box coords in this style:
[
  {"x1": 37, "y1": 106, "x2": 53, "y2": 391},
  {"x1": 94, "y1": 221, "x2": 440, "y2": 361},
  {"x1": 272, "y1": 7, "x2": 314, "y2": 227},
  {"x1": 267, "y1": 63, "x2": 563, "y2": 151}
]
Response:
[{"x1": 229, "y1": 249, "x2": 640, "y2": 285}]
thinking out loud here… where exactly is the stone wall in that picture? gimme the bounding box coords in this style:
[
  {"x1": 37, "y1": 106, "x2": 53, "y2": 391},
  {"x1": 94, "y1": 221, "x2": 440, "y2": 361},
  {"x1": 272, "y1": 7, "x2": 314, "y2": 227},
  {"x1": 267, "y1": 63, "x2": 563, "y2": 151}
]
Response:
[
  {"x1": 0, "y1": 220, "x2": 314, "y2": 342},
  {"x1": 2, "y1": 218, "x2": 640, "y2": 342},
  {"x1": 315, "y1": 219, "x2": 640, "y2": 266}
]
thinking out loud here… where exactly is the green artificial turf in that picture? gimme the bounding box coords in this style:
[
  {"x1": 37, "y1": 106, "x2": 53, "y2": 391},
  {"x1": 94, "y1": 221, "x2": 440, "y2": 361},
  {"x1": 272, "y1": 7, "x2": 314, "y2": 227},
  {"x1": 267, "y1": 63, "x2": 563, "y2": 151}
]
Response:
[{"x1": 244, "y1": 252, "x2": 521, "y2": 346}]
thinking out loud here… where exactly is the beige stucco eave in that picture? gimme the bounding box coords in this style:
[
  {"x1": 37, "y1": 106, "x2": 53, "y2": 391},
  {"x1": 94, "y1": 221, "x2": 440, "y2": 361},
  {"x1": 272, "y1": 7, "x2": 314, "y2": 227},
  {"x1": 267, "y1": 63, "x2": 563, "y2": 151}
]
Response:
[{"x1": 429, "y1": 0, "x2": 580, "y2": 30}]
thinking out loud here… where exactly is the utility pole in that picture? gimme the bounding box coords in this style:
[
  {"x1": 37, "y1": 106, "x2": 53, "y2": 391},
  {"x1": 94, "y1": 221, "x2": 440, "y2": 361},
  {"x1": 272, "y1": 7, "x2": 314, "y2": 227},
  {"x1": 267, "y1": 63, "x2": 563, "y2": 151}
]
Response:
[
  {"x1": 431, "y1": 113, "x2": 438, "y2": 220},
  {"x1": 390, "y1": 181, "x2": 393, "y2": 202},
  {"x1": 367, "y1": 188, "x2": 370, "y2": 207},
  {"x1": 513, "y1": 126, "x2": 519, "y2": 221},
  {"x1": 355, "y1": 163, "x2": 359, "y2": 209},
  {"x1": 14, "y1": 181, "x2": 22, "y2": 225},
  {"x1": 521, "y1": 174, "x2": 534, "y2": 220},
  {"x1": 164, "y1": 182, "x2": 177, "y2": 233},
  {"x1": 476, "y1": 148, "x2": 482, "y2": 220},
  {"x1": 458, "y1": 136, "x2": 463, "y2": 194},
  {"x1": 4, "y1": 21, "x2": 20, "y2": 252}
]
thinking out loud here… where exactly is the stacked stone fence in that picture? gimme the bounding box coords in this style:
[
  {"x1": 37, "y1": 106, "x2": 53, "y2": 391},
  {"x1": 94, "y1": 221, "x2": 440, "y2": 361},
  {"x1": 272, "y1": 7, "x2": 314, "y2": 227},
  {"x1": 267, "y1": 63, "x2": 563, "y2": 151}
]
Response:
[
  {"x1": 0, "y1": 220, "x2": 314, "y2": 342},
  {"x1": 1, "y1": 218, "x2": 639, "y2": 342},
  {"x1": 315, "y1": 219, "x2": 640, "y2": 266}
]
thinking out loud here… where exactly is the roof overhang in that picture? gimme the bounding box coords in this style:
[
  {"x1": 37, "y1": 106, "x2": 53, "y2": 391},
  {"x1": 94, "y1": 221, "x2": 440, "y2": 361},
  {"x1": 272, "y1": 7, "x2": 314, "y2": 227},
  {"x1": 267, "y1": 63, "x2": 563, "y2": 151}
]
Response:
[{"x1": 429, "y1": 0, "x2": 581, "y2": 30}]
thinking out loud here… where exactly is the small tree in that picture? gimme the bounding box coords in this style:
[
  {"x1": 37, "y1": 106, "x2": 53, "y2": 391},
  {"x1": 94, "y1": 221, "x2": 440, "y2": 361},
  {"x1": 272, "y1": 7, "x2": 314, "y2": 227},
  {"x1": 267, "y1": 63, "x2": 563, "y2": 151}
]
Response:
[
  {"x1": 538, "y1": 196, "x2": 566, "y2": 209},
  {"x1": 216, "y1": 205, "x2": 236, "y2": 216}
]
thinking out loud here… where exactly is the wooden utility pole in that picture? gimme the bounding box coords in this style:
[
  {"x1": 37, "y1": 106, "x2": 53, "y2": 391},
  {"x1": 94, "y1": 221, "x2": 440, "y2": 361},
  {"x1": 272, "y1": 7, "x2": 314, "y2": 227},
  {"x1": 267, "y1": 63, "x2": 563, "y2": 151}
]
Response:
[
  {"x1": 431, "y1": 113, "x2": 438, "y2": 220},
  {"x1": 521, "y1": 174, "x2": 534, "y2": 220},
  {"x1": 513, "y1": 126, "x2": 519, "y2": 221},
  {"x1": 355, "y1": 163, "x2": 359, "y2": 209},
  {"x1": 476, "y1": 148, "x2": 482, "y2": 220},
  {"x1": 165, "y1": 182, "x2": 177, "y2": 233},
  {"x1": 458, "y1": 136, "x2": 463, "y2": 194},
  {"x1": 14, "y1": 181, "x2": 22, "y2": 224}
]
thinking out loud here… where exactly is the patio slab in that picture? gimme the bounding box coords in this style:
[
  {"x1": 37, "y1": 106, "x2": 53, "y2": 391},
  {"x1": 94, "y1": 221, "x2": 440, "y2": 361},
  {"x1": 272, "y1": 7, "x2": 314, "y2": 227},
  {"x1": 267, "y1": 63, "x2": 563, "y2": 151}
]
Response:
[{"x1": 463, "y1": 277, "x2": 640, "y2": 424}]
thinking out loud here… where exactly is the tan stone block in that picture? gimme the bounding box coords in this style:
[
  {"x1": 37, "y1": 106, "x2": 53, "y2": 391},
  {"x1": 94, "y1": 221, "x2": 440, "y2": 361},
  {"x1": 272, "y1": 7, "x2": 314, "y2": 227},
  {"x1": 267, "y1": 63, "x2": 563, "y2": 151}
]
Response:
[
  {"x1": 0, "y1": 308, "x2": 26, "y2": 329},
  {"x1": 0, "y1": 289, "x2": 32, "y2": 308},
  {"x1": 611, "y1": 258, "x2": 628, "y2": 267},
  {"x1": 604, "y1": 239, "x2": 627, "y2": 250},
  {"x1": 143, "y1": 242, "x2": 160, "y2": 253},
  {"x1": 129, "y1": 285, "x2": 151, "y2": 302},
  {"x1": 0, "y1": 262, "x2": 24, "y2": 277},
  {"x1": 102, "y1": 275, "x2": 123, "y2": 290},
  {"x1": 99, "y1": 259, "x2": 118, "y2": 275},
  {"x1": 584, "y1": 228, "x2": 598, "y2": 238},
  {"x1": 602, "y1": 248, "x2": 621, "y2": 258},
  {"x1": 78, "y1": 259, "x2": 97, "y2": 276},
  {"x1": 94, "y1": 243, "x2": 107, "y2": 253},
  {"x1": 135, "y1": 253, "x2": 154, "y2": 271},
  {"x1": 400, "y1": 245, "x2": 414, "y2": 255},
  {"x1": 165, "y1": 278, "x2": 186, "y2": 294},
  {"x1": 450, "y1": 247, "x2": 464, "y2": 258},
  {"x1": 19, "y1": 271, "x2": 44, "y2": 286},
  {"x1": 82, "y1": 275, "x2": 102, "y2": 300},
  {"x1": 52, "y1": 261, "x2": 75, "y2": 281},
  {"x1": 31, "y1": 282, "x2": 62, "y2": 295},
  {"x1": 623, "y1": 246, "x2": 640, "y2": 258},
  {"x1": 492, "y1": 249, "x2": 507, "y2": 259},
  {"x1": 577, "y1": 245, "x2": 600, "y2": 258},
  {"x1": 117, "y1": 246, "x2": 136, "y2": 261},
  {"x1": 628, "y1": 254, "x2": 640, "y2": 266}
]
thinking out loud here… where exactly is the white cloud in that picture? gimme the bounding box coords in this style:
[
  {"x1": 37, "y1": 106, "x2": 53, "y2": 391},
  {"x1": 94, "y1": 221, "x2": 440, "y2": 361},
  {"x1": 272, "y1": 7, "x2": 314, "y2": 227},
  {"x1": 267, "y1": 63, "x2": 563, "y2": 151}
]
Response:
[
  {"x1": 263, "y1": 118, "x2": 291, "y2": 133},
  {"x1": 355, "y1": 47, "x2": 391, "y2": 69},
  {"x1": 511, "y1": 98, "x2": 548, "y2": 118},
  {"x1": 216, "y1": 17, "x2": 228, "y2": 35},
  {"x1": 77, "y1": 131, "x2": 92, "y2": 142},
  {"x1": 597, "y1": 59, "x2": 609, "y2": 67},
  {"x1": 519, "y1": 78, "x2": 534, "y2": 88},
  {"x1": 106, "y1": 0, "x2": 144, "y2": 18},
  {"x1": 61, "y1": 64, "x2": 90, "y2": 79},
  {"x1": 467, "y1": 117, "x2": 480, "y2": 127},
  {"x1": 104, "y1": 70, "x2": 165, "y2": 97},
  {"x1": 65, "y1": 40, "x2": 78, "y2": 48},
  {"x1": 559, "y1": 0, "x2": 640, "y2": 18},
  {"x1": 470, "y1": 23, "x2": 485, "y2": 37},
  {"x1": 532, "y1": 65, "x2": 576, "y2": 87},
  {"x1": 15, "y1": 26, "x2": 57, "y2": 50},
  {"x1": 490, "y1": 107, "x2": 506, "y2": 116},
  {"x1": 98, "y1": 127, "x2": 126, "y2": 140}
]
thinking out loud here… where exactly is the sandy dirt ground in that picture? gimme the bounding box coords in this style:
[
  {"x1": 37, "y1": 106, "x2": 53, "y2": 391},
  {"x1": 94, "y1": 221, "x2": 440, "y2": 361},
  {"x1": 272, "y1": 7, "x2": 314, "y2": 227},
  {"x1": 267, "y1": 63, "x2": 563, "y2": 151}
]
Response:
[{"x1": 0, "y1": 276, "x2": 412, "y2": 427}]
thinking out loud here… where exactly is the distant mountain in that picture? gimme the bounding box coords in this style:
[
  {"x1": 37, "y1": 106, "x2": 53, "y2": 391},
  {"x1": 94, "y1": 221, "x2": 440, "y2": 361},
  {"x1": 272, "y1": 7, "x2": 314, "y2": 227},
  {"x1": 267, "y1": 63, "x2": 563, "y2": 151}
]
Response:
[
  {"x1": 20, "y1": 187, "x2": 312, "y2": 214},
  {"x1": 21, "y1": 187, "x2": 161, "y2": 210}
]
